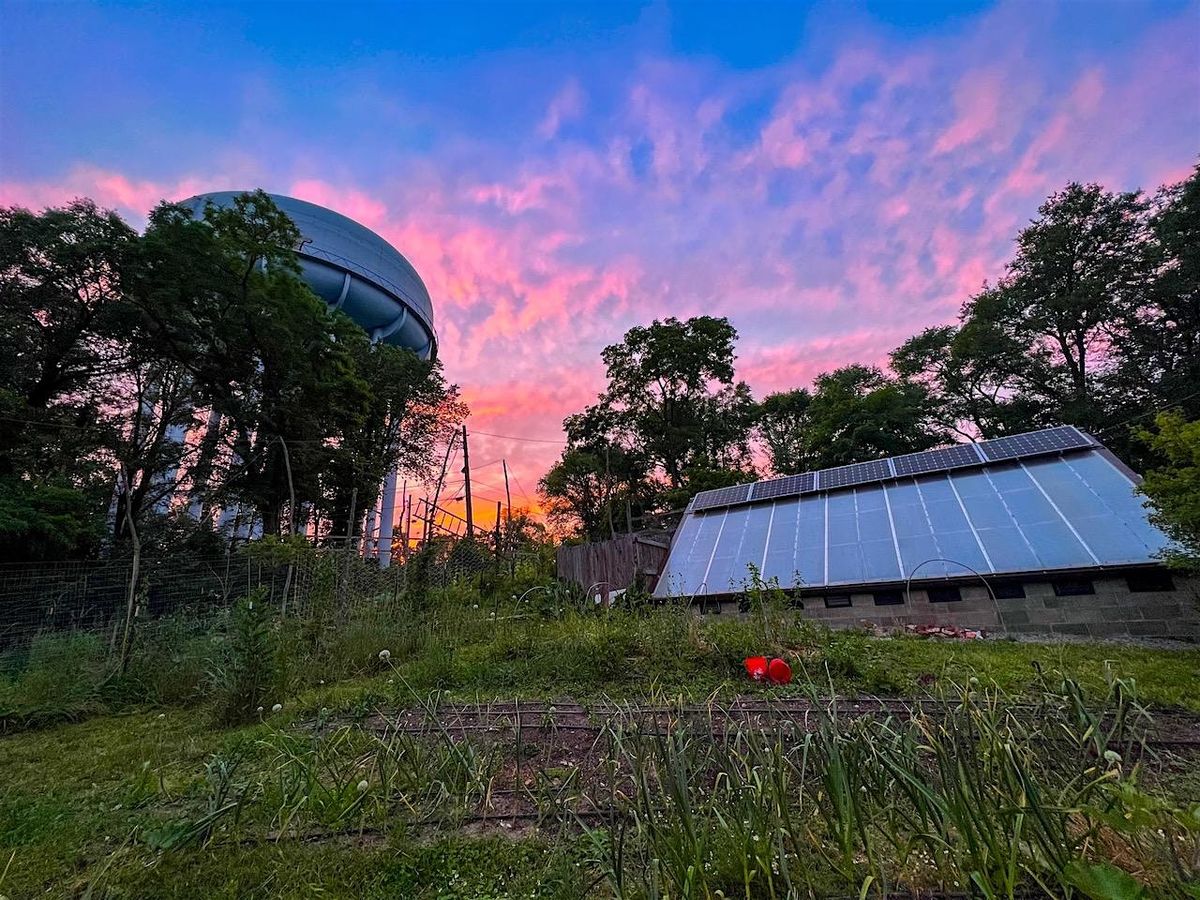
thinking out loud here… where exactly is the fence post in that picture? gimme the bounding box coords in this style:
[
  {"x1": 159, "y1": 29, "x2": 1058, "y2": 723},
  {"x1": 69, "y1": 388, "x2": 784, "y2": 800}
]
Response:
[{"x1": 117, "y1": 469, "x2": 142, "y2": 674}]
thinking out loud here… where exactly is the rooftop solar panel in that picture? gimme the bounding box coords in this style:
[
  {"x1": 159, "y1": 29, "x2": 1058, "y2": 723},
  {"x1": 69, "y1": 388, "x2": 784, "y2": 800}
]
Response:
[
  {"x1": 979, "y1": 426, "x2": 1092, "y2": 462},
  {"x1": 686, "y1": 427, "x2": 1098, "y2": 513},
  {"x1": 691, "y1": 483, "x2": 753, "y2": 511},
  {"x1": 750, "y1": 472, "x2": 816, "y2": 501},
  {"x1": 892, "y1": 443, "x2": 985, "y2": 477},
  {"x1": 655, "y1": 444, "x2": 1171, "y2": 598},
  {"x1": 817, "y1": 458, "x2": 893, "y2": 491}
]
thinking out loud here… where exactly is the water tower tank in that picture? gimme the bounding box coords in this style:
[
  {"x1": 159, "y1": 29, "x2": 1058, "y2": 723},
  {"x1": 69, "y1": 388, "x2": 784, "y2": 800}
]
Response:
[{"x1": 182, "y1": 192, "x2": 437, "y2": 360}]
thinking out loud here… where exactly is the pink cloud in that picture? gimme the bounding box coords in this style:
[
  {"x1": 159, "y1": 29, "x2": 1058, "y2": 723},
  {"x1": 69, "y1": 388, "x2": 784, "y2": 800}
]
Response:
[
  {"x1": 538, "y1": 79, "x2": 586, "y2": 139},
  {"x1": 933, "y1": 68, "x2": 1006, "y2": 155}
]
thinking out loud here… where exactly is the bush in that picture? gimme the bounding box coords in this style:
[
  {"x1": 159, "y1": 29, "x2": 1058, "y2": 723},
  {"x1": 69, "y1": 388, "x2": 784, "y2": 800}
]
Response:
[{"x1": 208, "y1": 590, "x2": 282, "y2": 727}]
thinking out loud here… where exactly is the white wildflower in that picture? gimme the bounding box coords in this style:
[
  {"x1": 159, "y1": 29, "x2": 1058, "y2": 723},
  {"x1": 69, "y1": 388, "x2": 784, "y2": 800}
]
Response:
[
  {"x1": 271, "y1": 703, "x2": 283, "y2": 714},
  {"x1": 1104, "y1": 750, "x2": 1122, "y2": 765},
  {"x1": 378, "y1": 649, "x2": 391, "y2": 661},
  {"x1": 357, "y1": 779, "x2": 369, "y2": 793},
  {"x1": 256, "y1": 706, "x2": 264, "y2": 716}
]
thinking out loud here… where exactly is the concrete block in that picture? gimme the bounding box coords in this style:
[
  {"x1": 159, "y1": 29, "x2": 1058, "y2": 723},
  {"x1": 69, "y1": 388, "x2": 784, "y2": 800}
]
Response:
[
  {"x1": 1133, "y1": 603, "x2": 1183, "y2": 620},
  {"x1": 1128, "y1": 620, "x2": 1171, "y2": 637},
  {"x1": 1052, "y1": 623, "x2": 1091, "y2": 636},
  {"x1": 1086, "y1": 622, "x2": 1133, "y2": 638}
]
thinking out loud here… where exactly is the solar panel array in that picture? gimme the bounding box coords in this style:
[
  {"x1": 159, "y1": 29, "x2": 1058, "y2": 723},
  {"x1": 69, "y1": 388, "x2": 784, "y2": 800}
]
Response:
[
  {"x1": 749, "y1": 472, "x2": 815, "y2": 501},
  {"x1": 687, "y1": 426, "x2": 1096, "y2": 513},
  {"x1": 690, "y1": 483, "x2": 753, "y2": 511},
  {"x1": 892, "y1": 443, "x2": 984, "y2": 477},
  {"x1": 656, "y1": 447, "x2": 1170, "y2": 597},
  {"x1": 817, "y1": 458, "x2": 892, "y2": 491},
  {"x1": 980, "y1": 426, "x2": 1093, "y2": 461}
]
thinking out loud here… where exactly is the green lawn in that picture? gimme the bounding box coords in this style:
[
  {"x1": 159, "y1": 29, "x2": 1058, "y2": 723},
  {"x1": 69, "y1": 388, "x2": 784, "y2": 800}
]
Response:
[{"x1": 2, "y1": 609, "x2": 1198, "y2": 897}]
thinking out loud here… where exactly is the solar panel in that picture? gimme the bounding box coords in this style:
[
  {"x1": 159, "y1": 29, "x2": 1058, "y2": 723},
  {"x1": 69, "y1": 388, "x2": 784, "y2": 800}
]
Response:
[
  {"x1": 687, "y1": 428, "x2": 1096, "y2": 513},
  {"x1": 655, "y1": 446, "x2": 1171, "y2": 597},
  {"x1": 892, "y1": 443, "x2": 985, "y2": 477},
  {"x1": 691, "y1": 483, "x2": 753, "y2": 511},
  {"x1": 750, "y1": 472, "x2": 816, "y2": 501},
  {"x1": 817, "y1": 458, "x2": 893, "y2": 491},
  {"x1": 980, "y1": 426, "x2": 1092, "y2": 462}
]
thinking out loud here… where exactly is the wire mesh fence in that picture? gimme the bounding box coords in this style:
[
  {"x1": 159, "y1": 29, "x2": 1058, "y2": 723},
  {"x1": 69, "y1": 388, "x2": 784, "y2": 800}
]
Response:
[{"x1": 0, "y1": 538, "x2": 521, "y2": 662}]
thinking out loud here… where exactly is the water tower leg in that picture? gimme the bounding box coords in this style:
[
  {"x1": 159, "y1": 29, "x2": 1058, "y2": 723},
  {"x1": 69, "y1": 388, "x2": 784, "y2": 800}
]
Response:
[{"x1": 377, "y1": 467, "x2": 399, "y2": 569}]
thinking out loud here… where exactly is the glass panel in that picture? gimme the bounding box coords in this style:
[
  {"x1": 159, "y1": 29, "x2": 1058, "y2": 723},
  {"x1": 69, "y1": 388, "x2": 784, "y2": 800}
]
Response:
[
  {"x1": 1064, "y1": 454, "x2": 1171, "y2": 555},
  {"x1": 761, "y1": 498, "x2": 800, "y2": 586},
  {"x1": 738, "y1": 503, "x2": 773, "y2": 582},
  {"x1": 656, "y1": 513, "x2": 702, "y2": 596},
  {"x1": 826, "y1": 492, "x2": 864, "y2": 584},
  {"x1": 1020, "y1": 519, "x2": 1093, "y2": 568},
  {"x1": 861, "y1": 539, "x2": 901, "y2": 581},
  {"x1": 795, "y1": 496, "x2": 826, "y2": 587},
  {"x1": 975, "y1": 525, "x2": 1041, "y2": 572},
  {"x1": 827, "y1": 542, "x2": 865, "y2": 584},
  {"x1": 676, "y1": 511, "x2": 725, "y2": 596},
  {"x1": 705, "y1": 506, "x2": 751, "y2": 592},
  {"x1": 898, "y1": 535, "x2": 941, "y2": 578}
]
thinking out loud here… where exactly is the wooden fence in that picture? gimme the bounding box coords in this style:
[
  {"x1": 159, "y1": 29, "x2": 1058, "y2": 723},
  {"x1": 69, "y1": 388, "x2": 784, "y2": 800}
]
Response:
[{"x1": 555, "y1": 533, "x2": 671, "y2": 597}]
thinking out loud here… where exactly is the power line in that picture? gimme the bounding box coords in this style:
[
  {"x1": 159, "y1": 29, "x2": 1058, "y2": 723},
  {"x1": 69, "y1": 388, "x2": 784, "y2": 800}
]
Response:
[{"x1": 468, "y1": 428, "x2": 567, "y2": 445}]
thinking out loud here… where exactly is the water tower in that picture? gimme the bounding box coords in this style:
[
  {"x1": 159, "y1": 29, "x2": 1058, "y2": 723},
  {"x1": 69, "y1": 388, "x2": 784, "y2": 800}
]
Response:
[{"x1": 180, "y1": 192, "x2": 438, "y2": 565}]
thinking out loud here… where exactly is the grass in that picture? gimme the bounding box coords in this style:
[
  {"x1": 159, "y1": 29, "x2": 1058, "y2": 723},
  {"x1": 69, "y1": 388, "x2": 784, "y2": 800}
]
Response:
[{"x1": 1, "y1": 574, "x2": 1198, "y2": 897}]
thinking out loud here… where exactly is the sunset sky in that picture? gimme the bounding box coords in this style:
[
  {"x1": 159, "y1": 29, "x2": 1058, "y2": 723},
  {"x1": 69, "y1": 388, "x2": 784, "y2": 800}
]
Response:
[{"x1": 3, "y1": 0, "x2": 1198, "y2": 524}]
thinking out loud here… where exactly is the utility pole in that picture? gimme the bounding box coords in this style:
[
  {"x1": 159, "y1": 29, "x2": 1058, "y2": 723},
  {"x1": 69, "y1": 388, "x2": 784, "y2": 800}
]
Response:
[
  {"x1": 502, "y1": 459, "x2": 514, "y2": 577},
  {"x1": 461, "y1": 425, "x2": 474, "y2": 538},
  {"x1": 426, "y1": 429, "x2": 458, "y2": 545}
]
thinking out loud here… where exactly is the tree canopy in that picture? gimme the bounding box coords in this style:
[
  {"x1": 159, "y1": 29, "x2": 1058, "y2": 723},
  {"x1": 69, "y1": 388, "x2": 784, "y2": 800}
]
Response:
[{"x1": 0, "y1": 192, "x2": 465, "y2": 562}]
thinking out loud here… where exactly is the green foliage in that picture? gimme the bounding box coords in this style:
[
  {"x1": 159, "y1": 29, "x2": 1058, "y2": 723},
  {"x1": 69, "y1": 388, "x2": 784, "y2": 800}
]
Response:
[
  {"x1": 0, "y1": 191, "x2": 465, "y2": 561},
  {"x1": 208, "y1": 590, "x2": 281, "y2": 727},
  {"x1": 1138, "y1": 412, "x2": 1200, "y2": 568},
  {"x1": 541, "y1": 315, "x2": 756, "y2": 534},
  {"x1": 803, "y1": 363, "x2": 945, "y2": 467},
  {"x1": 754, "y1": 387, "x2": 813, "y2": 475}
]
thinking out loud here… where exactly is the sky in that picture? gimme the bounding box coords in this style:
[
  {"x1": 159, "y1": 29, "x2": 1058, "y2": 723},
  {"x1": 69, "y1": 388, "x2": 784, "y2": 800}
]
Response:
[{"x1": 2, "y1": 0, "x2": 1198, "y2": 524}]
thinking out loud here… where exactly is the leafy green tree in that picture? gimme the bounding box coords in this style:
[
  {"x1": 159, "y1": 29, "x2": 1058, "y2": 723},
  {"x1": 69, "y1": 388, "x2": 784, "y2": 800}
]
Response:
[
  {"x1": 754, "y1": 388, "x2": 813, "y2": 475},
  {"x1": 0, "y1": 199, "x2": 141, "y2": 555},
  {"x1": 1138, "y1": 412, "x2": 1200, "y2": 569},
  {"x1": 0, "y1": 191, "x2": 467, "y2": 559},
  {"x1": 893, "y1": 183, "x2": 1152, "y2": 456},
  {"x1": 598, "y1": 316, "x2": 751, "y2": 488},
  {"x1": 1123, "y1": 164, "x2": 1200, "y2": 421},
  {"x1": 891, "y1": 315, "x2": 1044, "y2": 440},
  {"x1": 803, "y1": 365, "x2": 944, "y2": 468}
]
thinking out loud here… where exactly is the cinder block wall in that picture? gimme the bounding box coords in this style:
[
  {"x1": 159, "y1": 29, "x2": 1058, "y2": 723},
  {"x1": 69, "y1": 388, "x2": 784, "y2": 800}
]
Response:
[{"x1": 711, "y1": 575, "x2": 1200, "y2": 642}]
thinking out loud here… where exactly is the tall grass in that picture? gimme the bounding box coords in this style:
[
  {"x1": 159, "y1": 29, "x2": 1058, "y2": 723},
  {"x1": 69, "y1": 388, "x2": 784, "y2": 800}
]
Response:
[{"x1": 583, "y1": 674, "x2": 1198, "y2": 899}]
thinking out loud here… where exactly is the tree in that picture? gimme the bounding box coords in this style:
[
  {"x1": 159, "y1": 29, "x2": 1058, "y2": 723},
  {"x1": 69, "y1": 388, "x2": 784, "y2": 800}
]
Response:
[
  {"x1": 892, "y1": 183, "x2": 1153, "y2": 457},
  {"x1": 1137, "y1": 413, "x2": 1200, "y2": 569},
  {"x1": 0, "y1": 199, "x2": 141, "y2": 555},
  {"x1": 0, "y1": 191, "x2": 468, "y2": 559},
  {"x1": 598, "y1": 316, "x2": 751, "y2": 488},
  {"x1": 1122, "y1": 164, "x2": 1200, "y2": 422},
  {"x1": 803, "y1": 365, "x2": 944, "y2": 468},
  {"x1": 754, "y1": 388, "x2": 813, "y2": 475},
  {"x1": 891, "y1": 316, "x2": 1043, "y2": 440}
]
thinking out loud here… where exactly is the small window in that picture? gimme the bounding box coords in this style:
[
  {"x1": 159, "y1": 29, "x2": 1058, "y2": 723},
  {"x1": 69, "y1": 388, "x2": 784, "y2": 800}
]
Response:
[
  {"x1": 927, "y1": 586, "x2": 962, "y2": 603},
  {"x1": 873, "y1": 589, "x2": 904, "y2": 606},
  {"x1": 992, "y1": 581, "x2": 1026, "y2": 600},
  {"x1": 1126, "y1": 570, "x2": 1175, "y2": 593},
  {"x1": 1052, "y1": 578, "x2": 1095, "y2": 597},
  {"x1": 824, "y1": 594, "x2": 852, "y2": 609}
]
